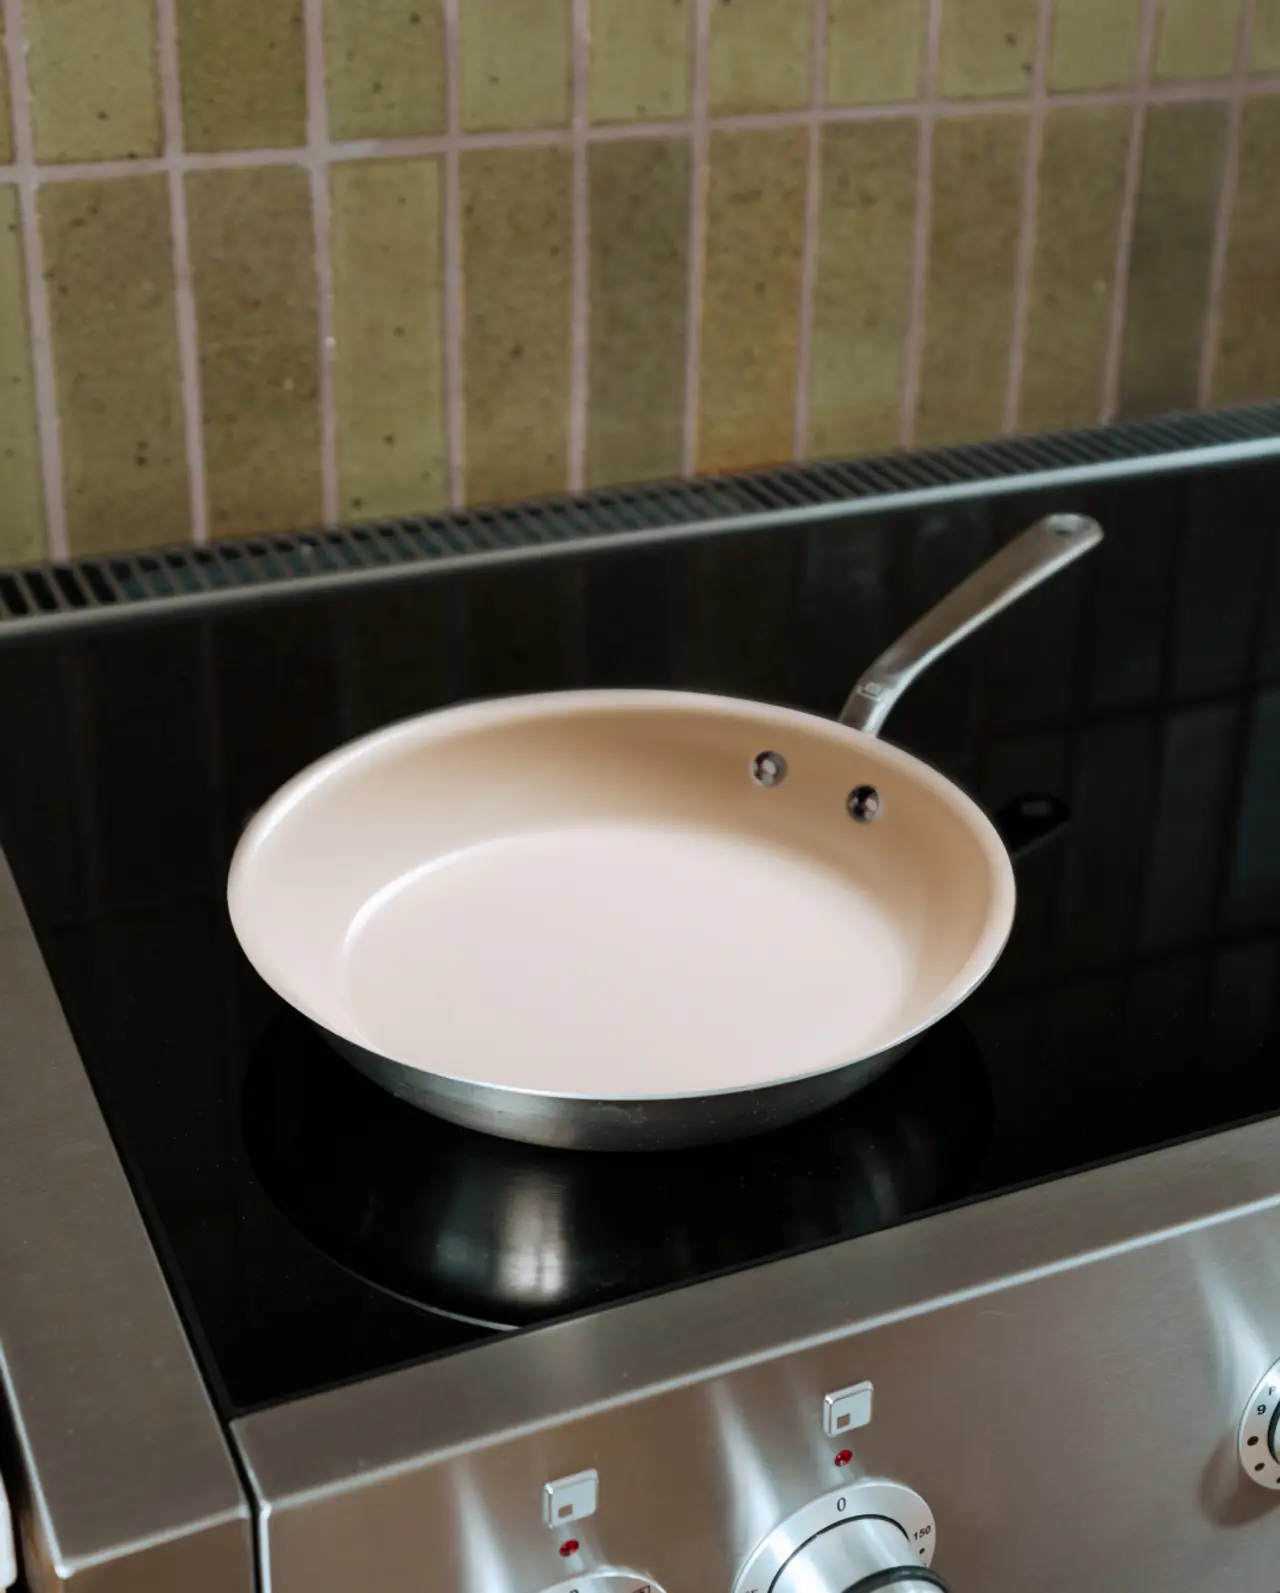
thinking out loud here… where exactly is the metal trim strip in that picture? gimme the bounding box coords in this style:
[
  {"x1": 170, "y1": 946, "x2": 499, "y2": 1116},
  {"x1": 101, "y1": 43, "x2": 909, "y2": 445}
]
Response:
[{"x1": 0, "y1": 848, "x2": 253, "y2": 1588}]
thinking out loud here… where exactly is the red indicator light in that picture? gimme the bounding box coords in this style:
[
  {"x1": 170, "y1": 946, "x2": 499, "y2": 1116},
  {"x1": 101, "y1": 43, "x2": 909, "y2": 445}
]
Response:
[
  {"x1": 559, "y1": 1539, "x2": 580, "y2": 1558},
  {"x1": 834, "y1": 1450, "x2": 853, "y2": 1467}
]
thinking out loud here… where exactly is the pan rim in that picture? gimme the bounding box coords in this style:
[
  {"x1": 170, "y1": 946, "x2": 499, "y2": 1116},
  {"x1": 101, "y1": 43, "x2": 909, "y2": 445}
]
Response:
[{"x1": 227, "y1": 688, "x2": 1017, "y2": 1103}]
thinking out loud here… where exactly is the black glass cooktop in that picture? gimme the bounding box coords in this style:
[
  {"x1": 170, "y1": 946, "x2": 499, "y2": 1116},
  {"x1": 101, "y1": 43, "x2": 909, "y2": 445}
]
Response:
[{"x1": 2, "y1": 460, "x2": 1280, "y2": 1418}]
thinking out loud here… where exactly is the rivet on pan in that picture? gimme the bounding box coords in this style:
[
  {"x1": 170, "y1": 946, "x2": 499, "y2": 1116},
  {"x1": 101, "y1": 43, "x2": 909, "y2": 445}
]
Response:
[
  {"x1": 847, "y1": 784, "x2": 882, "y2": 822},
  {"x1": 751, "y1": 750, "x2": 788, "y2": 787}
]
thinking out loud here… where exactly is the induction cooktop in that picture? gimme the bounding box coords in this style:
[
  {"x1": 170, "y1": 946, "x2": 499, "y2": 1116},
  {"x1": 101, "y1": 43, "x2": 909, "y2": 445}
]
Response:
[{"x1": 1, "y1": 460, "x2": 1278, "y2": 1418}]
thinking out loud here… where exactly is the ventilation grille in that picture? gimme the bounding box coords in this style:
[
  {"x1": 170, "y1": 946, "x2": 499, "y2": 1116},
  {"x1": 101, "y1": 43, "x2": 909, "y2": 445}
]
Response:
[{"x1": 3, "y1": 403, "x2": 1280, "y2": 636}]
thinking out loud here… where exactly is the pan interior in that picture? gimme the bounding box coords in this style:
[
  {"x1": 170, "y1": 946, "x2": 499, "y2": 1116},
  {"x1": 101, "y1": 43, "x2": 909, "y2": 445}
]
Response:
[
  {"x1": 228, "y1": 692, "x2": 1012, "y2": 1100},
  {"x1": 342, "y1": 821, "x2": 916, "y2": 1094}
]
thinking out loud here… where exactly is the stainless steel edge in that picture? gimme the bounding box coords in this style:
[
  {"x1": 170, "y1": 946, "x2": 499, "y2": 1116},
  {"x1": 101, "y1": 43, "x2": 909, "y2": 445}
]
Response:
[
  {"x1": 2, "y1": 432, "x2": 1279, "y2": 642},
  {"x1": 233, "y1": 1107, "x2": 1280, "y2": 1591},
  {"x1": 0, "y1": 847, "x2": 253, "y2": 1589}
]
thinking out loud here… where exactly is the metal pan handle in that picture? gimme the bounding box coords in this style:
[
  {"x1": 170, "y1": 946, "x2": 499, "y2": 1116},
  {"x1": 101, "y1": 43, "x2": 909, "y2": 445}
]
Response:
[{"x1": 839, "y1": 512, "x2": 1103, "y2": 737}]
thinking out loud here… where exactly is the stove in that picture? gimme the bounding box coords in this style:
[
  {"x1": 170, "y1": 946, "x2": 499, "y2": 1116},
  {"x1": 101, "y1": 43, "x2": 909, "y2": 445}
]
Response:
[{"x1": 3, "y1": 449, "x2": 1280, "y2": 1593}]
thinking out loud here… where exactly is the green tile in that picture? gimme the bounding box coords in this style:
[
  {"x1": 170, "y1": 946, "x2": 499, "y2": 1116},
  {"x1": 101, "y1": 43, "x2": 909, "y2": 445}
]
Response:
[
  {"x1": 25, "y1": 0, "x2": 160, "y2": 161},
  {"x1": 708, "y1": 0, "x2": 810, "y2": 116},
  {"x1": 326, "y1": 0, "x2": 446, "y2": 138},
  {"x1": 590, "y1": 0, "x2": 691, "y2": 122},
  {"x1": 916, "y1": 114, "x2": 1026, "y2": 446},
  {"x1": 1253, "y1": 1, "x2": 1280, "y2": 68},
  {"x1": 1047, "y1": 0, "x2": 1144, "y2": 90},
  {"x1": 586, "y1": 139, "x2": 688, "y2": 488},
  {"x1": 807, "y1": 119, "x2": 917, "y2": 457},
  {"x1": 1213, "y1": 98, "x2": 1280, "y2": 405},
  {"x1": 460, "y1": 0, "x2": 570, "y2": 131},
  {"x1": 187, "y1": 166, "x2": 322, "y2": 536},
  {"x1": 1154, "y1": 0, "x2": 1242, "y2": 78},
  {"x1": 1118, "y1": 101, "x2": 1226, "y2": 417},
  {"x1": 41, "y1": 178, "x2": 188, "y2": 556},
  {"x1": 1019, "y1": 106, "x2": 1130, "y2": 432},
  {"x1": 938, "y1": 0, "x2": 1038, "y2": 97},
  {"x1": 826, "y1": 0, "x2": 924, "y2": 105},
  {"x1": 0, "y1": 188, "x2": 45, "y2": 565},
  {"x1": 177, "y1": 0, "x2": 306, "y2": 152},
  {"x1": 697, "y1": 128, "x2": 806, "y2": 472},
  {"x1": 331, "y1": 160, "x2": 446, "y2": 519},
  {"x1": 0, "y1": 34, "x2": 13, "y2": 164},
  {"x1": 461, "y1": 147, "x2": 572, "y2": 501}
]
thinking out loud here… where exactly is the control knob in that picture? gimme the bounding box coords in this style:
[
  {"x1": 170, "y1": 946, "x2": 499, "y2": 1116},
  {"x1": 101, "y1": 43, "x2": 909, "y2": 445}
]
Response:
[
  {"x1": 734, "y1": 1479, "x2": 947, "y2": 1593},
  {"x1": 1239, "y1": 1356, "x2": 1280, "y2": 1489}
]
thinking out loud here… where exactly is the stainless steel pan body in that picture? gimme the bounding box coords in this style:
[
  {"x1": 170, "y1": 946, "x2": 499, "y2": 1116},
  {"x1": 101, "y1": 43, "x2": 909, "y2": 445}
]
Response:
[{"x1": 228, "y1": 515, "x2": 1102, "y2": 1151}]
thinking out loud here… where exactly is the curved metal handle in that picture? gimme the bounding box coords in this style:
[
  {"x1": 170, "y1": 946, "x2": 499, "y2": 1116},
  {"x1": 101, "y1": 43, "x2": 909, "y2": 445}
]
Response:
[{"x1": 839, "y1": 513, "x2": 1103, "y2": 736}]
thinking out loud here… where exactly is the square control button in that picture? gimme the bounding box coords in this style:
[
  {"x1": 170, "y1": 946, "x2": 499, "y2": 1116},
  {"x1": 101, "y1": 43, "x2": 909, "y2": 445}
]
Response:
[
  {"x1": 543, "y1": 1469, "x2": 599, "y2": 1528},
  {"x1": 823, "y1": 1381, "x2": 873, "y2": 1438}
]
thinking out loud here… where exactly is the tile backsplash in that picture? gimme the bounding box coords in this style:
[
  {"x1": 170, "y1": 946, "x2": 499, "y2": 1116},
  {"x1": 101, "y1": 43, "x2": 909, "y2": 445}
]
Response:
[{"x1": 2, "y1": 0, "x2": 1280, "y2": 567}]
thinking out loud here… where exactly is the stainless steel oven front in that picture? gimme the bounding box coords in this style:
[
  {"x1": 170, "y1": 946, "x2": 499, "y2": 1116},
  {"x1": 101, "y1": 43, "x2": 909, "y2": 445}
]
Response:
[{"x1": 233, "y1": 1113, "x2": 1280, "y2": 1593}]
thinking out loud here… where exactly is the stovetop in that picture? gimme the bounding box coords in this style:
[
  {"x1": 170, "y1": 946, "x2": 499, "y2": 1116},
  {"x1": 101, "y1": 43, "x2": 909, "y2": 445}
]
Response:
[{"x1": 1, "y1": 462, "x2": 1279, "y2": 1419}]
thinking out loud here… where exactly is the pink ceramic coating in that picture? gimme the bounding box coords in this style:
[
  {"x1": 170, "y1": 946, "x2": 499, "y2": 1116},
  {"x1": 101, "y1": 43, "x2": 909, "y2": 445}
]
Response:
[{"x1": 227, "y1": 690, "x2": 1015, "y2": 1101}]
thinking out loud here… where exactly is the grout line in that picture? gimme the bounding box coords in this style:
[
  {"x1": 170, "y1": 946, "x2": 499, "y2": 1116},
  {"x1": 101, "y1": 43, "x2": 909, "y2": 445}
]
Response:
[
  {"x1": 1002, "y1": 0, "x2": 1053, "y2": 434},
  {"x1": 898, "y1": 0, "x2": 942, "y2": 448},
  {"x1": 3, "y1": 73, "x2": 1280, "y2": 190},
  {"x1": 303, "y1": 0, "x2": 339, "y2": 525},
  {"x1": 680, "y1": 0, "x2": 711, "y2": 477},
  {"x1": 568, "y1": 0, "x2": 589, "y2": 493},
  {"x1": 156, "y1": 0, "x2": 208, "y2": 544},
  {"x1": 1197, "y1": 0, "x2": 1256, "y2": 408},
  {"x1": 1, "y1": 0, "x2": 68, "y2": 559},
  {"x1": 442, "y1": 0, "x2": 465, "y2": 509},
  {"x1": 1101, "y1": 0, "x2": 1162, "y2": 421},
  {"x1": 791, "y1": 0, "x2": 826, "y2": 463}
]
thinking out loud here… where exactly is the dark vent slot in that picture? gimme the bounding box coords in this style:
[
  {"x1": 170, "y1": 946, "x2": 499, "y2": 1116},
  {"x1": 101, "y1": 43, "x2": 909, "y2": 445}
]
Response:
[
  {"x1": 766, "y1": 469, "x2": 834, "y2": 507},
  {"x1": 137, "y1": 555, "x2": 175, "y2": 596},
  {"x1": 583, "y1": 496, "x2": 632, "y2": 532},
  {"x1": 192, "y1": 548, "x2": 232, "y2": 589},
  {"x1": 349, "y1": 527, "x2": 392, "y2": 566},
  {"x1": 80, "y1": 564, "x2": 117, "y2": 605},
  {"x1": 52, "y1": 567, "x2": 89, "y2": 608},
  {"x1": 370, "y1": 524, "x2": 411, "y2": 558},
  {"x1": 733, "y1": 477, "x2": 794, "y2": 511},
  {"x1": 0, "y1": 574, "x2": 30, "y2": 616},
  {"x1": 216, "y1": 545, "x2": 258, "y2": 584},
  {"x1": 843, "y1": 456, "x2": 917, "y2": 492},
  {"x1": 23, "y1": 571, "x2": 60, "y2": 612},
  {"x1": 892, "y1": 452, "x2": 965, "y2": 487},
  {"x1": 411, "y1": 526, "x2": 459, "y2": 559},
  {"x1": 164, "y1": 551, "x2": 206, "y2": 592}
]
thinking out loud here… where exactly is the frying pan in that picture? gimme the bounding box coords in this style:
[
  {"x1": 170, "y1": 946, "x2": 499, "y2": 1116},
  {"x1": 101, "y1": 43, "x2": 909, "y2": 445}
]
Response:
[{"x1": 228, "y1": 512, "x2": 1101, "y2": 1151}]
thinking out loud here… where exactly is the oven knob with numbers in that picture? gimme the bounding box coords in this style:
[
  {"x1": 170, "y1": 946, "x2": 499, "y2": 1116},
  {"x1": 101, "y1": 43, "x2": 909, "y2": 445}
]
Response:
[
  {"x1": 1239, "y1": 1357, "x2": 1280, "y2": 1488},
  {"x1": 538, "y1": 1574, "x2": 665, "y2": 1593},
  {"x1": 733, "y1": 1479, "x2": 949, "y2": 1593}
]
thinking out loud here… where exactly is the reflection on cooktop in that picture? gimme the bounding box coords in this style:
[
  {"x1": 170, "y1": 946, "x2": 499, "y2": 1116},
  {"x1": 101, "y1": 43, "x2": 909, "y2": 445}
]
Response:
[{"x1": 242, "y1": 1009, "x2": 994, "y2": 1330}]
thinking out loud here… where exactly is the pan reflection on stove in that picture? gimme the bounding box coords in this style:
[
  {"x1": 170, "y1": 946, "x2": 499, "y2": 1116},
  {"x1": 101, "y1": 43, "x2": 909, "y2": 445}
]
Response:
[{"x1": 242, "y1": 1009, "x2": 993, "y2": 1330}]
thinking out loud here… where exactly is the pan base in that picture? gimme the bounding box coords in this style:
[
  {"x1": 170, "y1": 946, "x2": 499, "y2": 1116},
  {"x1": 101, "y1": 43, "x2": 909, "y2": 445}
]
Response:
[{"x1": 341, "y1": 822, "x2": 917, "y2": 1096}]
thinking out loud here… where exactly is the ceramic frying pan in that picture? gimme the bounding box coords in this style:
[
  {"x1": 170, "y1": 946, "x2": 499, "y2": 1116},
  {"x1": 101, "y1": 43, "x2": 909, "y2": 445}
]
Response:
[{"x1": 228, "y1": 513, "x2": 1101, "y2": 1151}]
